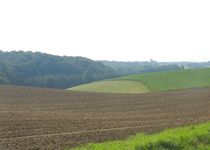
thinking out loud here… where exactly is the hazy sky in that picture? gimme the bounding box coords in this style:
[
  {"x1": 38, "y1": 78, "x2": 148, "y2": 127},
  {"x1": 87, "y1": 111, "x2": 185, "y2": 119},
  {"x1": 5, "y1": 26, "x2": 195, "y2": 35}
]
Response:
[{"x1": 0, "y1": 0, "x2": 210, "y2": 61}]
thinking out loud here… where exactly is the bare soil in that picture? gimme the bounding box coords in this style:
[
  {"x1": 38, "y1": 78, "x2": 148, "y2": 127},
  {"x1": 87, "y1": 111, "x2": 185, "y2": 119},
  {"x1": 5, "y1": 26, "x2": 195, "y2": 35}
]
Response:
[{"x1": 0, "y1": 85, "x2": 210, "y2": 150}]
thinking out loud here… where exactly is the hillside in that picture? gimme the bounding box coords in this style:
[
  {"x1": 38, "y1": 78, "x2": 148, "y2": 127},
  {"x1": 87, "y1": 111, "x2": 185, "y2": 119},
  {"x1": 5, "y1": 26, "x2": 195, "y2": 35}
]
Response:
[
  {"x1": 0, "y1": 51, "x2": 117, "y2": 88},
  {"x1": 69, "y1": 68, "x2": 210, "y2": 93}
]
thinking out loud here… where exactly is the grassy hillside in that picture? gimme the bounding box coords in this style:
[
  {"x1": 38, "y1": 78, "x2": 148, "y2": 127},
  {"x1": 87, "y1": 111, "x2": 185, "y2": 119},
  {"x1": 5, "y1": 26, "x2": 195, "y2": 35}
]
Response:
[
  {"x1": 71, "y1": 122, "x2": 210, "y2": 150},
  {"x1": 69, "y1": 68, "x2": 210, "y2": 93},
  {"x1": 69, "y1": 80, "x2": 149, "y2": 93},
  {"x1": 119, "y1": 68, "x2": 210, "y2": 91}
]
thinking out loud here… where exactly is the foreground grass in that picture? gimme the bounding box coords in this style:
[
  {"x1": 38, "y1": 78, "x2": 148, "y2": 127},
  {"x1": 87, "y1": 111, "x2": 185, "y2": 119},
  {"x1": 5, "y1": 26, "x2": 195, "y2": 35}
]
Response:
[
  {"x1": 68, "y1": 80, "x2": 149, "y2": 93},
  {"x1": 71, "y1": 122, "x2": 210, "y2": 150}
]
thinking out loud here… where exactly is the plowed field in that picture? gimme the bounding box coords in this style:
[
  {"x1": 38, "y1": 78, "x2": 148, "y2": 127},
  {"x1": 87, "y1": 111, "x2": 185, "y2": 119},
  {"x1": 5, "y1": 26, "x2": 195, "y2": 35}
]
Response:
[{"x1": 0, "y1": 85, "x2": 210, "y2": 150}]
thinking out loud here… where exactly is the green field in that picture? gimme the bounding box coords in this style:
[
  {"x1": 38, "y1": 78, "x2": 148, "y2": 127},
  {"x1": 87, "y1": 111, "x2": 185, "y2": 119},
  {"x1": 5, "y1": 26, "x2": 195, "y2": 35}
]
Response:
[
  {"x1": 69, "y1": 80, "x2": 149, "y2": 93},
  {"x1": 69, "y1": 68, "x2": 210, "y2": 93},
  {"x1": 71, "y1": 122, "x2": 210, "y2": 150}
]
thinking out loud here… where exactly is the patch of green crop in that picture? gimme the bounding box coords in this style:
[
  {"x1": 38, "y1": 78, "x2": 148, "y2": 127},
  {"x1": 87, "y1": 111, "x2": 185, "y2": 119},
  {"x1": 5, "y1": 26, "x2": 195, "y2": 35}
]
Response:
[
  {"x1": 69, "y1": 122, "x2": 210, "y2": 150},
  {"x1": 68, "y1": 80, "x2": 149, "y2": 93}
]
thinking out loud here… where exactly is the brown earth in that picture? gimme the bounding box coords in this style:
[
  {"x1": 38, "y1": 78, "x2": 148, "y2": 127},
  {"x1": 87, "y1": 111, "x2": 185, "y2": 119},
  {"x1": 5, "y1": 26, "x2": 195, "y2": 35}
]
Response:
[{"x1": 0, "y1": 85, "x2": 210, "y2": 150}]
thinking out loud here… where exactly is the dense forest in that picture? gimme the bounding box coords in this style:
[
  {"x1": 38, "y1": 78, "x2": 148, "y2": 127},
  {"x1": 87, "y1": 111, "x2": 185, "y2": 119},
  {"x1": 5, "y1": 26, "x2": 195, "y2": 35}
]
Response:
[
  {"x1": 0, "y1": 51, "x2": 117, "y2": 88},
  {"x1": 1, "y1": 51, "x2": 208, "y2": 89}
]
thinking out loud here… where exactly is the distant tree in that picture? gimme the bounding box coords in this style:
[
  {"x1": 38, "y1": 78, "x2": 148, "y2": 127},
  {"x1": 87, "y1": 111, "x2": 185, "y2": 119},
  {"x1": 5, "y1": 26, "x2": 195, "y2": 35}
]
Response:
[{"x1": 0, "y1": 76, "x2": 9, "y2": 84}]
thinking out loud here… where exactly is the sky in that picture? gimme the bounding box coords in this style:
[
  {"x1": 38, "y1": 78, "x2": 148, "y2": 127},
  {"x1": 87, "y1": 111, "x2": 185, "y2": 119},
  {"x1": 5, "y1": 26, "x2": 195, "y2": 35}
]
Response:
[{"x1": 0, "y1": 0, "x2": 210, "y2": 62}]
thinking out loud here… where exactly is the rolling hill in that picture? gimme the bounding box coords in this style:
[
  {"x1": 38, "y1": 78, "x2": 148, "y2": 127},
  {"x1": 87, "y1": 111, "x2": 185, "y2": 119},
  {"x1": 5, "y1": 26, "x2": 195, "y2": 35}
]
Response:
[
  {"x1": 0, "y1": 51, "x2": 185, "y2": 89},
  {"x1": 69, "y1": 68, "x2": 210, "y2": 93}
]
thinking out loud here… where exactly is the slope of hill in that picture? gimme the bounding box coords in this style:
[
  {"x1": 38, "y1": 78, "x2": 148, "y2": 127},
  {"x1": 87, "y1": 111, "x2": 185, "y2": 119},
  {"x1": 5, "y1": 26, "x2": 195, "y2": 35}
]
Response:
[
  {"x1": 69, "y1": 68, "x2": 210, "y2": 93},
  {"x1": 0, "y1": 51, "x2": 117, "y2": 88},
  {"x1": 120, "y1": 68, "x2": 210, "y2": 91}
]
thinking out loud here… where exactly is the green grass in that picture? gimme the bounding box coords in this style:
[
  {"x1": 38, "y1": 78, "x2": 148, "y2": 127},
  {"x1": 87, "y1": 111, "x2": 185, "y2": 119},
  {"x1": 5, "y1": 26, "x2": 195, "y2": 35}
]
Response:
[
  {"x1": 69, "y1": 68, "x2": 210, "y2": 93},
  {"x1": 118, "y1": 68, "x2": 210, "y2": 91},
  {"x1": 70, "y1": 122, "x2": 210, "y2": 150},
  {"x1": 68, "y1": 80, "x2": 149, "y2": 93}
]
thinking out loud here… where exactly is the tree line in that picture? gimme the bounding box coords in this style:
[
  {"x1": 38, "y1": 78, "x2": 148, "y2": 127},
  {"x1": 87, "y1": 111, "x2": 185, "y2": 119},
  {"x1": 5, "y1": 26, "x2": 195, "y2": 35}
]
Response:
[{"x1": 0, "y1": 51, "x2": 117, "y2": 88}]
